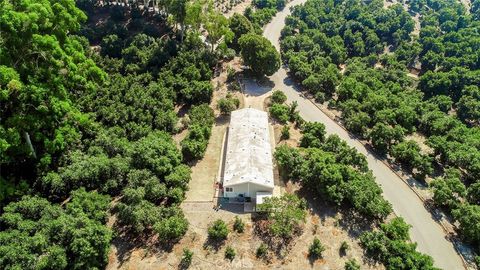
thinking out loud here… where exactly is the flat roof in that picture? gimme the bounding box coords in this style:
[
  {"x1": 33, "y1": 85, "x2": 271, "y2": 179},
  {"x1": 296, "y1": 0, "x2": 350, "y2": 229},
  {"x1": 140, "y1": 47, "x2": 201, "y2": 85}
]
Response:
[{"x1": 223, "y1": 108, "x2": 274, "y2": 188}]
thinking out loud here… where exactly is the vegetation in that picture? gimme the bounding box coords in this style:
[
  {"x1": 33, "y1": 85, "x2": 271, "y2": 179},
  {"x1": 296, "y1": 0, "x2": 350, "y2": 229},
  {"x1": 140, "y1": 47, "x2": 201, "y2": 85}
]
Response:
[
  {"x1": 340, "y1": 241, "x2": 350, "y2": 255},
  {"x1": 0, "y1": 0, "x2": 237, "y2": 267},
  {"x1": 308, "y1": 237, "x2": 325, "y2": 259},
  {"x1": 281, "y1": 125, "x2": 291, "y2": 140},
  {"x1": 271, "y1": 90, "x2": 287, "y2": 104},
  {"x1": 257, "y1": 194, "x2": 307, "y2": 238},
  {"x1": 208, "y1": 219, "x2": 229, "y2": 241},
  {"x1": 280, "y1": 0, "x2": 480, "y2": 256},
  {"x1": 217, "y1": 94, "x2": 240, "y2": 115},
  {"x1": 225, "y1": 246, "x2": 236, "y2": 260},
  {"x1": 239, "y1": 33, "x2": 281, "y2": 76},
  {"x1": 180, "y1": 248, "x2": 194, "y2": 269},
  {"x1": 275, "y1": 124, "x2": 391, "y2": 220},
  {"x1": 233, "y1": 216, "x2": 245, "y2": 233},
  {"x1": 344, "y1": 259, "x2": 361, "y2": 270},
  {"x1": 256, "y1": 243, "x2": 268, "y2": 258},
  {"x1": 360, "y1": 217, "x2": 437, "y2": 269}
]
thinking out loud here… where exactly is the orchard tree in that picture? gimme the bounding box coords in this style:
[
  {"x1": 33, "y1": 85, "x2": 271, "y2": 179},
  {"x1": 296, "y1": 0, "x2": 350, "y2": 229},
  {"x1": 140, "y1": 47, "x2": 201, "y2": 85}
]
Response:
[
  {"x1": 228, "y1": 13, "x2": 254, "y2": 50},
  {"x1": 257, "y1": 194, "x2": 307, "y2": 238},
  {"x1": 239, "y1": 33, "x2": 280, "y2": 76}
]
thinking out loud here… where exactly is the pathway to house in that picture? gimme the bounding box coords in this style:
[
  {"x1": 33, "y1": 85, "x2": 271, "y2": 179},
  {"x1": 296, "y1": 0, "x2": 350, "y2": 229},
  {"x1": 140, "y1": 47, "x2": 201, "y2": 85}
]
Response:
[{"x1": 256, "y1": 0, "x2": 465, "y2": 269}]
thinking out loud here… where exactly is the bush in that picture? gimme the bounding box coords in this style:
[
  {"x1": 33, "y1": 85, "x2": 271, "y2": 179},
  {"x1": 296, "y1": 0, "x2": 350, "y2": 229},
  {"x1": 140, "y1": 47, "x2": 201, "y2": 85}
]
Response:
[
  {"x1": 281, "y1": 125, "x2": 290, "y2": 140},
  {"x1": 227, "y1": 66, "x2": 236, "y2": 82},
  {"x1": 180, "y1": 248, "x2": 193, "y2": 268},
  {"x1": 257, "y1": 194, "x2": 307, "y2": 238},
  {"x1": 233, "y1": 216, "x2": 245, "y2": 233},
  {"x1": 208, "y1": 219, "x2": 229, "y2": 241},
  {"x1": 271, "y1": 90, "x2": 287, "y2": 104},
  {"x1": 225, "y1": 246, "x2": 236, "y2": 260},
  {"x1": 309, "y1": 237, "x2": 325, "y2": 259},
  {"x1": 256, "y1": 243, "x2": 268, "y2": 258},
  {"x1": 269, "y1": 103, "x2": 290, "y2": 123},
  {"x1": 217, "y1": 96, "x2": 240, "y2": 115},
  {"x1": 344, "y1": 259, "x2": 360, "y2": 270},
  {"x1": 315, "y1": 92, "x2": 325, "y2": 103},
  {"x1": 340, "y1": 241, "x2": 349, "y2": 255}
]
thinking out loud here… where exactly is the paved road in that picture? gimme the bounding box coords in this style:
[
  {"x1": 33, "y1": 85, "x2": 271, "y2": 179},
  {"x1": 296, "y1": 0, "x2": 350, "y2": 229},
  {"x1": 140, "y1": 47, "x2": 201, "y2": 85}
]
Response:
[{"x1": 262, "y1": 0, "x2": 464, "y2": 269}]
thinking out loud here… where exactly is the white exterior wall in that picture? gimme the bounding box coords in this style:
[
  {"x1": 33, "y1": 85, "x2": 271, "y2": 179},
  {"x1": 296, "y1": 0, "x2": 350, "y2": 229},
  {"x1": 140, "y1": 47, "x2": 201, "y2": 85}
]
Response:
[{"x1": 223, "y1": 183, "x2": 274, "y2": 198}]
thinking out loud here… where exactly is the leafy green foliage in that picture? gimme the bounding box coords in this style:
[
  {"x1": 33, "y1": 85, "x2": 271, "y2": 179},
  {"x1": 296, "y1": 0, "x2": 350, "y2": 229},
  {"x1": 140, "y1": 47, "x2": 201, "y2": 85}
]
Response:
[
  {"x1": 269, "y1": 103, "x2": 290, "y2": 123},
  {"x1": 271, "y1": 90, "x2": 287, "y2": 104},
  {"x1": 257, "y1": 194, "x2": 307, "y2": 238},
  {"x1": 281, "y1": 125, "x2": 290, "y2": 140},
  {"x1": 256, "y1": 243, "x2": 268, "y2": 258},
  {"x1": 452, "y1": 204, "x2": 480, "y2": 250},
  {"x1": 360, "y1": 217, "x2": 437, "y2": 270},
  {"x1": 208, "y1": 219, "x2": 229, "y2": 241},
  {"x1": 239, "y1": 33, "x2": 280, "y2": 76},
  {"x1": 225, "y1": 246, "x2": 236, "y2": 260},
  {"x1": 0, "y1": 192, "x2": 112, "y2": 270},
  {"x1": 180, "y1": 248, "x2": 193, "y2": 269},
  {"x1": 181, "y1": 105, "x2": 215, "y2": 161},
  {"x1": 228, "y1": 13, "x2": 254, "y2": 51},
  {"x1": 275, "y1": 128, "x2": 391, "y2": 220},
  {"x1": 309, "y1": 237, "x2": 325, "y2": 259},
  {"x1": 217, "y1": 95, "x2": 240, "y2": 115},
  {"x1": 344, "y1": 259, "x2": 361, "y2": 270},
  {"x1": 233, "y1": 216, "x2": 245, "y2": 233},
  {"x1": 430, "y1": 169, "x2": 466, "y2": 210}
]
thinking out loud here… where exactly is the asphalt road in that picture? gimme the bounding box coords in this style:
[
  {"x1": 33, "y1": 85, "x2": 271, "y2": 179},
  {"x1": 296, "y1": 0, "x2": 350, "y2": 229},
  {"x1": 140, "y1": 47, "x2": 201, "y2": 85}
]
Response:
[{"x1": 262, "y1": 0, "x2": 464, "y2": 269}]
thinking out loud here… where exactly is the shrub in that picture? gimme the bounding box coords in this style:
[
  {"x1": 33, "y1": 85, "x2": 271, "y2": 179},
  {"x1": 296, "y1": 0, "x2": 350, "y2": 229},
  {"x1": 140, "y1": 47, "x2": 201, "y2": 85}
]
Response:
[
  {"x1": 269, "y1": 103, "x2": 290, "y2": 123},
  {"x1": 340, "y1": 241, "x2": 349, "y2": 255},
  {"x1": 233, "y1": 216, "x2": 245, "y2": 233},
  {"x1": 257, "y1": 194, "x2": 307, "y2": 238},
  {"x1": 281, "y1": 125, "x2": 290, "y2": 140},
  {"x1": 256, "y1": 243, "x2": 268, "y2": 258},
  {"x1": 309, "y1": 237, "x2": 325, "y2": 259},
  {"x1": 180, "y1": 248, "x2": 193, "y2": 268},
  {"x1": 225, "y1": 246, "x2": 236, "y2": 260},
  {"x1": 271, "y1": 90, "x2": 287, "y2": 104},
  {"x1": 227, "y1": 66, "x2": 236, "y2": 82},
  {"x1": 315, "y1": 92, "x2": 325, "y2": 103},
  {"x1": 217, "y1": 96, "x2": 240, "y2": 115},
  {"x1": 208, "y1": 219, "x2": 229, "y2": 241},
  {"x1": 344, "y1": 258, "x2": 360, "y2": 270}
]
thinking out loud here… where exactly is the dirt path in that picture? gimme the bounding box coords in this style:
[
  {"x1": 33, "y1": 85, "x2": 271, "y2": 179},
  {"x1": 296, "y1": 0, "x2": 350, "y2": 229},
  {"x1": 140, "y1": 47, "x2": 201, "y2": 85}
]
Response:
[{"x1": 262, "y1": 0, "x2": 465, "y2": 269}]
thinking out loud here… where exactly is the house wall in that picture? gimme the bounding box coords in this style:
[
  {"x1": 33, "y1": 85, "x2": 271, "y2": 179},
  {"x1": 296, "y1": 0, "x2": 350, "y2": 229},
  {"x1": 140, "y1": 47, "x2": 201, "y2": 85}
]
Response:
[{"x1": 223, "y1": 183, "x2": 273, "y2": 198}]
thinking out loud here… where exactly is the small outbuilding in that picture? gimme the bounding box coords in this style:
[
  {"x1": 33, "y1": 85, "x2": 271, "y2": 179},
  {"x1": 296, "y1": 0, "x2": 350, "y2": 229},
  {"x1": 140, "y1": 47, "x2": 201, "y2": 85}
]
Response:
[{"x1": 222, "y1": 108, "x2": 274, "y2": 199}]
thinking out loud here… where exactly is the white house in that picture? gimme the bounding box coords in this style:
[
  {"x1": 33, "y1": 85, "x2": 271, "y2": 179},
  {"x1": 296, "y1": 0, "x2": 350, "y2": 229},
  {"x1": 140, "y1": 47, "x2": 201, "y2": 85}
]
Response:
[{"x1": 222, "y1": 108, "x2": 274, "y2": 201}]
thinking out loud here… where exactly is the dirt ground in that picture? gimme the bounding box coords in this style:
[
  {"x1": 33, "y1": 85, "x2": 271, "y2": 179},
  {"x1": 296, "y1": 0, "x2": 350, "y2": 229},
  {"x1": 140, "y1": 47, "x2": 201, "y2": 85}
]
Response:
[{"x1": 107, "y1": 188, "x2": 384, "y2": 270}]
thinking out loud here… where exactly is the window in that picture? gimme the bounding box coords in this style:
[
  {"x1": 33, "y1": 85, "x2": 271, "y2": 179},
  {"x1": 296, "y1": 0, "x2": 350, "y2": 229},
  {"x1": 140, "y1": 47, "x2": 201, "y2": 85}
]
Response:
[{"x1": 225, "y1": 187, "x2": 233, "y2": 192}]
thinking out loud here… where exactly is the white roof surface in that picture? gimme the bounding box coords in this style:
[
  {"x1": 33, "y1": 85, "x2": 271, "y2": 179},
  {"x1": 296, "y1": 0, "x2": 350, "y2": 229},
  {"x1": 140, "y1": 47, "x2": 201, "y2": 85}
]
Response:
[{"x1": 223, "y1": 108, "x2": 274, "y2": 189}]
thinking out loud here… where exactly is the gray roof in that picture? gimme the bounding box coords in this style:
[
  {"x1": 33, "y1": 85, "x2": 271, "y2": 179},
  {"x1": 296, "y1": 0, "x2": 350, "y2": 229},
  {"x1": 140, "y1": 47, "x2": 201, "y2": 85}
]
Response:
[{"x1": 223, "y1": 108, "x2": 274, "y2": 188}]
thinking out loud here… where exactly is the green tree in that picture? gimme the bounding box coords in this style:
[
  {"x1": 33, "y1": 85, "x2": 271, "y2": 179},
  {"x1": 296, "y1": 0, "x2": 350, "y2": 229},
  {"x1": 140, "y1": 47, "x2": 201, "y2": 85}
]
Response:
[
  {"x1": 208, "y1": 219, "x2": 229, "y2": 241},
  {"x1": 452, "y1": 204, "x2": 480, "y2": 248},
  {"x1": 309, "y1": 237, "x2": 325, "y2": 259},
  {"x1": 225, "y1": 246, "x2": 236, "y2": 260},
  {"x1": 233, "y1": 216, "x2": 245, "y2": 233},
  {"x1": 257, "y1": 194, "x2": 307, "y2": 238},
  {"x1": 271, "y1": 90, "x2": 287, "y2": 104},
  {"x1": 344, "y1": 259, "x2": 361, "y2": 270},
  {"x1": 430, "y1": 169, "x2": 466, "y2": 210},
  {"x1": 300, "y1": 122, "x2": 326, "y2": 148},
  {"x1": 239, "y1": 33, "x2": 280, "y2": 76},
  {"x1": 228, "y1": 14, "x2": 254, "y2": 51}
]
